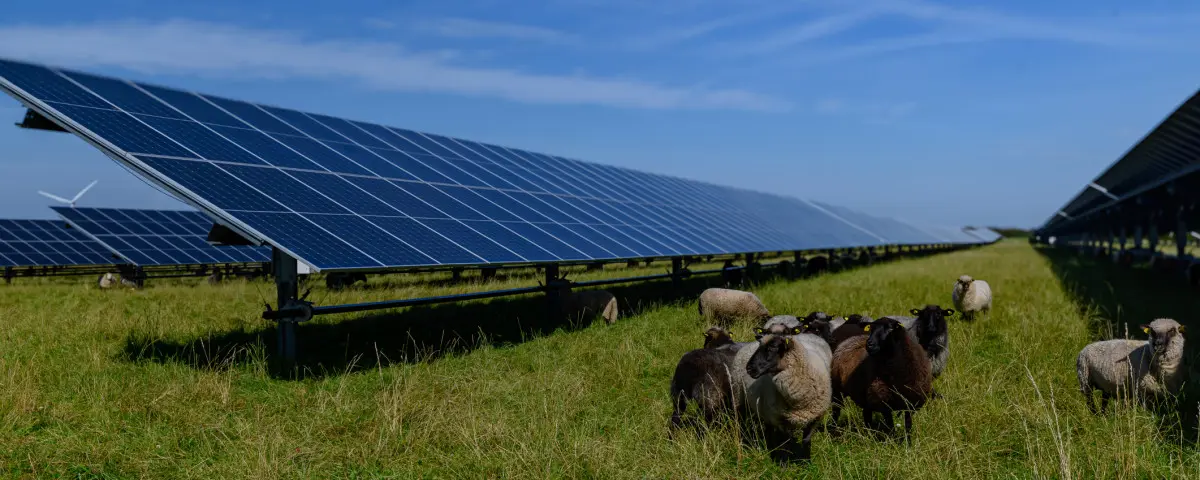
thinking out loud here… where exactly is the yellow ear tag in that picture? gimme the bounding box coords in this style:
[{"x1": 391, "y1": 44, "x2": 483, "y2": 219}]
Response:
[
  {"x1": 862, "y1": 325, "x2": 871, "y2": 332},
  {"x1": 792, "y1": 327, "x2": 802, "y2": 334},
  {"x1": 1180, "y1": 326, "x2": 1187, "y2": 334},
  {"x1": 783, "y1": 337, "x2": 791, "y2": 346},
  {"x1": 1143, "y1": 327, "x2": 1151, "y2": 334},
  {"x1": 754, "y1": 328, "x2": 764, "y2": 335}
]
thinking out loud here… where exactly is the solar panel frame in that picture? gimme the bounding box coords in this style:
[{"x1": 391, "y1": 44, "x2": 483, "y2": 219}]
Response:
[
  {"x1": 0, "y1": 219, "x2": 119, "y2": 267},
  {"x1": 51, "y1": 207, "x2": 272, "y2": 267},
  {"x1": 0, "y1": 58, "x2": 985, "y2": 272}
]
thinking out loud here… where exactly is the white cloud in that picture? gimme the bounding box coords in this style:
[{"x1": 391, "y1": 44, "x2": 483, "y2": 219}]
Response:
[
  {"x1": 0, "y1": 19, "x2": 788, "y2": 112},
  {"x1": 711, "y1": 10, "x2": 879, "y2": 56},
  {"x1": 412, "y1": 17, "x2": 577, "y2": 44}
]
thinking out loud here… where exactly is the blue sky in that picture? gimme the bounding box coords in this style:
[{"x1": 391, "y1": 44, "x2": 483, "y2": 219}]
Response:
[{"x1": 0, "y1": 0, "x2": 1198, "y2": 229}]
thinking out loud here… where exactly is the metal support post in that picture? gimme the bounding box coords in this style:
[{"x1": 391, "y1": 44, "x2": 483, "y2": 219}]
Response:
[
  {"x1": 3, "y1": 266, "x2": 11, "y2": 284},
  {"x1": 1148, "y1": 218, "x2": 1159, "y2": 254},
  {"x1": 671, "y1": 257, "x2": 683, "y2": 290},
  {"x1": 1119, "y1": 225, "x2": 1128, "y2": 252},
  {"x1": 272, "y1": 248, "x2": 300, "y2": 370},
  {"x1": 480, "y1": 267, "x2": 497, "y2": 281},
  {"x1": 1134, "y1": 225, "x2": 1144, "y2": 249},
  {"x1": 544, "y1": 264, "x2": 562, "y2": 324}
]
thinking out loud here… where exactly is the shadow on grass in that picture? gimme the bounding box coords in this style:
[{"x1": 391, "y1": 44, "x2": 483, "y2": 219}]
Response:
[
  {"x1": 1035, "y1": 246, "x2": 1200, "y2": 444},
  {"x1": 118, "y1": 249, "x2": 953, "y2": 380}
]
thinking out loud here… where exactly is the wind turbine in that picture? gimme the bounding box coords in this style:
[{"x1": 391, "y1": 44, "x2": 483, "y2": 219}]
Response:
[{"x1": 38, "y1": 180, "x2": 97, "y2": 207}]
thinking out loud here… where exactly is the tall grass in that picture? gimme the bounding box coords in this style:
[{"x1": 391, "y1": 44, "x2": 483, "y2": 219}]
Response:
[{"x1": 2, "y1": 241, "x2": 1199, "y2": 478}]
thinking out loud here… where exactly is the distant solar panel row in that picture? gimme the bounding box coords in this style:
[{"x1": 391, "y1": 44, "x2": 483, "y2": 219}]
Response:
[
  {"x1": 53, "y1": 207, "x2": 271, "y2": 266},
  {"x1": 0, "y1": 58, "x2": 988, "y2": 272},
  {"x1": 0, "y1": 219, "x2": 114, "y2": 267}
]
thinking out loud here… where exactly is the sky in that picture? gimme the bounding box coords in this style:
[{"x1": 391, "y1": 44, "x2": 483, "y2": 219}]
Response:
[{"x1": 0, "y1": 0, "x2": 1198, "y2": 229}]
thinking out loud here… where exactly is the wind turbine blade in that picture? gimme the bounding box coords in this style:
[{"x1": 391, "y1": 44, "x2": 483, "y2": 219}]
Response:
[
  {"x1": 71, "y1": 180, "x2": 98, "y2": 203},
  {"x1": 37, "y1": 191, "x2": 72, "y2": 204}
]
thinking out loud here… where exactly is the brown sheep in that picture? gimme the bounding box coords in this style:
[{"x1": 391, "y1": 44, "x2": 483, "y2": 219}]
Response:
[
  {"x1": 830, "y1": 317, "x2": 932, "y2": 441},
  {"x1": 668, "y1": 327, "x2": 739, "y2": 437}
]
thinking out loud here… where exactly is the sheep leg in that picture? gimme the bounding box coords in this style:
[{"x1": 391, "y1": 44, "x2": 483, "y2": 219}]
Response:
[
  {"x1": 903, "y1": 411, "x2": 914, "y2": 445},
  {"x1": 862, "y1": 407, "x2": 875, "y2": 431},
  {"x1": 1081, "y1": 386, "x2": 1097, "y2": 415},
  {"x1": 799, "y1": 422, "x2": 817, "y2": 461},
  {"x1": 1099, "y1": 393, "x2": 1110, "y2": 414},
  {"x1": 766, "y1": 426, "x2": 800, "y2": 464},
  {"x1": 880, "y1": 409, "x2": 895, "y2": 435}
]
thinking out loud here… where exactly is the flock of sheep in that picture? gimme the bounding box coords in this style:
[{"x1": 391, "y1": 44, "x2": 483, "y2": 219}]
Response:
[{"x1": 668, "y1": 273, "x2": 1188, "y2": 464}]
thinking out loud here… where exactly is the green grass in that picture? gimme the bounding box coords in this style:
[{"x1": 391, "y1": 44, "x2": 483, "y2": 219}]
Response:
[{"x1": 3, "y1": 241, "x2": 1200, "y2": 478}]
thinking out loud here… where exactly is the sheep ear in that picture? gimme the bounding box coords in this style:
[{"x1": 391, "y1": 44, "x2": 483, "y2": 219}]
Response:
[
  {"x1": 1141, "y1": 325, "x2": 1150, "y2": 334},
  {"x1": 783, "y1": 337, "x2": 791, "y2": 347},
  {"x1": 791, "y1": 326, "x2": 802, "y2": 335},
  {"x1": 753, "y1": 327, "x2": 764, "y2": 335},
  {"x1": 910, "y1": 308, "x2": 920, "y2": 315},
  {"x1": 944, "y1": 309, "x2": 955, "y2": 316},
  {"x1": 862, "y1": 324, "x2": 871, "y2": 332},
  {"x1": 1179, "y1": 326, "x2": 1186, "y2": 335}
]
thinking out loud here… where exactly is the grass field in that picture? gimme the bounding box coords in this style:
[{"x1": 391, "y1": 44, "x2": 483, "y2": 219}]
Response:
[{"x1": 3, "y1": 240, "x2": 1200, "y2": 478}]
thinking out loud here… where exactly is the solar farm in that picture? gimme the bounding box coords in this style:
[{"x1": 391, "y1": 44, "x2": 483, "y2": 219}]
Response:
[{"x1": 1, "y1": 56, "x2": 1199, "y2": 478}]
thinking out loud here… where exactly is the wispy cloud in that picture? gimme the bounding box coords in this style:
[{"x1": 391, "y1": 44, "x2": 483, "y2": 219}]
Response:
[
  {"x1": 410, "y1": 17, "x2": 577, "y2": 44},
  {"x1": 623, "y1": 3, "x2": 809, "y2": 50},
  {"x1": 710, "y1": 9, "x2": 880, "y2": 56},
  {"x1": 0, "y1": 20, "x2": 787, "y2": 112},
  {"x1": 814, "y1": 97, "x2": 917, "y2": 123}
]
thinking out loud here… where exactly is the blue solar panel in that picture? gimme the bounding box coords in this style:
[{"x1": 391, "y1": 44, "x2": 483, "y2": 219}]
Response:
[
  {"x1": 0, "y1": 58, "x2": 987, "y2": 271},
  {"x1": 51, "y1": 207, "x2": 271, "y2": 266},
  {"x1": 964, "y1": 227, "x2": 1002, "y2": 243},
  {"x1": 810, "y1": 202, "x2": 946, "y2": 246},
  {"x1": 0, "y1": 219, "x2": 117, "y2": 267}
]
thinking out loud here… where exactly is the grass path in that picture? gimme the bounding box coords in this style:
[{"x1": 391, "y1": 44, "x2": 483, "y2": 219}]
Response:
[{"x1": 2, "y1": 241, "x2": 1199, "y2": 478}]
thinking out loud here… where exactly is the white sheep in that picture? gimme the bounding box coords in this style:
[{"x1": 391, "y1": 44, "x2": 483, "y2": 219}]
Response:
[
  {"x1": 697, "y1": 288, "x2": 770, "y2": 328},
  {"x1": 1077, "y1": 318, "x2": 1187, "y2": 413},
  {"x1": 951, "y1": 275, "x2": 992, "y2": 321},
  {"x1": 756, "y1": 315, "x2": 801, "y2": 340},
  {"x1": 563, "y1": 289, "x2": 619, "y2": 325},
  {"x1": 743, "y1": 332, "x2": 833, "y2": 462}
]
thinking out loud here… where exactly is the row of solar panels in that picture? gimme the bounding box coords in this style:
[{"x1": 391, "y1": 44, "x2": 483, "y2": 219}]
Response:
[
  {"x1": 0, "y1": 57, "x2": 1000, "y2": 273},
  {"x1": 0, "y1": 207, "x2": 270, "y2": 268},
  {"x1": 1, "y1": 204, "x2": 999, "y2": 270}
]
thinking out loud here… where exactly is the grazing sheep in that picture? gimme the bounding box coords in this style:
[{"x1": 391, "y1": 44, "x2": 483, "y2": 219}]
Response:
[
  {"x1": 744, "y1": 333, "x2": 833, "y2": 462},
  {"x1": 206, "y1": 271, "x2": 223, "y2": 285},
  {"x1": 563, "y1": 289, "x2": 619, "y2": 325},
  {"x1": 886, "y1": 305, "x2": 953, "y2": 380},
  {"x1": 951, "y1": 275, "x2": 992, "y2": 321},
  {"x1": 668, "y1": 327, "x2": 741, "y2": 436},
  {"x1": 756, "y1": 315, "x2": 801, "y2": 341},
  {"x1": 830, "y1": 318, "x2": 932, "y2": 440},
  {"x1": 698, "y1": 288, "x2": 770, "y2": 328},
  {"x1": 798, "y1": 315, "x2": 836, "y2": 351},
  {"x1": 830, "y1": 314, "x2": 872, "y2": 347},
  {"x1": 1077, "y1": 318, "x2": 1187, "y2": 413},
  {"x1": 97, "y1": 272, "x2": 118, "y2": 289}
]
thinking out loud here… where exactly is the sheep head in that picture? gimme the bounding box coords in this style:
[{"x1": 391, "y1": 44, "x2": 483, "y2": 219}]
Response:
[
  {"x1": 909, "y1": 304, "x2": 953, "y2": 339},
  {"x1": 864, "y1": 318, "x2": 907, "y2": 356},
  {"x1": 702, "y1": 326, "x2": 735, "y2": 349},
  {"x1": 746, "y1": 334, "x2": 796, "y2": 379},
  {"x1": 956, "y1": 275, "x2": 975, "y2": 291},
  {"x1": 1143, "y1": 318, "x2": 1185, "y2": 356}
]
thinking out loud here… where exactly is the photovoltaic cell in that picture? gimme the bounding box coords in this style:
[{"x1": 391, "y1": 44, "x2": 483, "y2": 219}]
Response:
[
  {"x1": 0, "y1": 57, "x2": 988, "y2": 272},
  {"x1": 0, "y1": 219, "x2": 117, "y2": 267},
  {"x1": 51, "y1": 207, "x2": 271, "y2": 266}
]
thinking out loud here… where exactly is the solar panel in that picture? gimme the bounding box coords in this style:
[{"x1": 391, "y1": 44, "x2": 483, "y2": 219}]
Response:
[
  {"x1": 51, "y1": 207, "x2": 272, "y2": 266},
  {"x1": 810, "y1": 202, "x2": 944, "y2": 246},
  {"x1": 0, "y1": 219, "x2": 117, "y2": 267},
  {"x1": 0, "y1": 58, "x2": 985, "y2": 271},
  {"x1": 964, "y1": 227, "x2": 1001, "y2": 243}
]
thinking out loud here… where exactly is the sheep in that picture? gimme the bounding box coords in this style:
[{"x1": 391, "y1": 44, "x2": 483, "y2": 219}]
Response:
[
  {"x1": 698, "y1": 288, "x2": 770, "y2": 328},
  {"x1": 668, "y1": 327, "x2": 741, "y2": 437},
  {"x1": 563, "y1": 289, "x2": 619, "y2": 325},
  {"x1": 798, "y1": 315, "x2": 836, "y2": 351},
  {"x1": 1076, "y1": 318, "x2": 1187, "y2": 413},
  {"x1": 830, "y1": 317, "x2": 932, "y2": 440},
  {"x1": 97, "y1": 272, "x2": 118, "y2": 289},
  {"x1": 830, "y1": 314, "x2": 872, "y2": 347},
  {"x1": 951, "y1": 275, "x2": 992, "y2": 321},
  {"x1": 744, "y1": 332, "x2": 833, "y2": 462},
  {"x1": 885, "y1": 305, "x2": 953, "y2": 380},
  {"x1": 756, "y1": 315, "x2": 801, "y2": 341}
]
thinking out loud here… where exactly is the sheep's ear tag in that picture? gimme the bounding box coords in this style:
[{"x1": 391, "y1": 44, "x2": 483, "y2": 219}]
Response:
[
  {"x1": 754, "y1": 328, "x2": 764, "y2": 335},
  {"x1": 783, "y1": 337, "x2": 791, "y2": 346},
  {"x1": 1179, "y1": 326, "x2": 1187, "y2": 334},
  {"x1": 910, "y1": 309, "x2": 920, "y2": 315},
  {"x1": 862, "y1": 324, "x2": 871, "y2": 332},
  {"x1": 1142, "y1": 326, "x2": 1151, "y2": 334},
  {"x1": 791, "y1": 327, "x2": 802, "y2": 334}
]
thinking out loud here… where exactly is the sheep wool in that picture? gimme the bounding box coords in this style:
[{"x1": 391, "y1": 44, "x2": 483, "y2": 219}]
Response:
[
  {"x1": 1077, "y1": 318, "x2": 1187, "y2": 412},
  {"x1": 744, "y1": 333, "x2": 833, "y2": 462},
  {"x1": 697, "y1": 288, "x2": 770, "y2": 328},
  {"x1": 830, "y1": 318, "x2": 932, "y2": 439},
  {"x1": 756, "y1": 315, "x2": 801, "y2": 340},
  {"x1": 951, "y1": 275, "x2": 992, "y2": 321}
]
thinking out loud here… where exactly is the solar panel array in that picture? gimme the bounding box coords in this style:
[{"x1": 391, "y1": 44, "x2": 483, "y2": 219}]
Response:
[
  {"x1": 964, "y1": 228, "x2": 1001, "y2": 243},
  {"x1": 0, "y1": 219, "x2": 116, "y2": 267},
  {"x1": 0, "y1": 57, "x2": 990, "y2": 272},
  {"x1": 53, "y1": 207, "x2": 271, "y2": 266}
]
